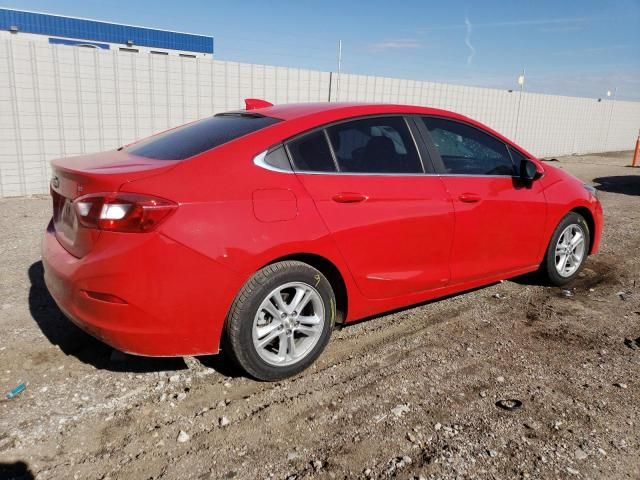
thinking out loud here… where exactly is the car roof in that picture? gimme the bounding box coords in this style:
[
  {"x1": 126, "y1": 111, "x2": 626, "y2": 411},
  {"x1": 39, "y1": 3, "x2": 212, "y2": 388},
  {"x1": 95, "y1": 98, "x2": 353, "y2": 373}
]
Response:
[
  {"x1": 230, "y1": 101, "x2": 538, "y2": 161},
  {"x1": 247, "y1": 102, "x2": 452, "y2": 121}
]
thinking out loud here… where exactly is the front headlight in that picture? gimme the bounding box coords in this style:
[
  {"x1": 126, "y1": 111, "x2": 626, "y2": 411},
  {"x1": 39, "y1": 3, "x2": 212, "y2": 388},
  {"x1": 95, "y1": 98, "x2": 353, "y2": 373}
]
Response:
[{"x1": 583, "y1": 183, "x2": 598, "y2": 197}]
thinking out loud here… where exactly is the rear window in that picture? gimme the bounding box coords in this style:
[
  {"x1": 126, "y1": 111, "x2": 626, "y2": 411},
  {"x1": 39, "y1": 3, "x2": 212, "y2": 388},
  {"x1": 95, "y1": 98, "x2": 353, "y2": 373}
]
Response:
[{"x1": 128, "y1": 114, "x2": 281, "y2": 160}]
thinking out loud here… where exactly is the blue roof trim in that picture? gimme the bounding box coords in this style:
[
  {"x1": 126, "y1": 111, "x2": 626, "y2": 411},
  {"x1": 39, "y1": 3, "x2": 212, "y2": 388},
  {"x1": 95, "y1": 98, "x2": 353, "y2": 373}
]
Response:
[{"x1": 0, "y1": 9, "x2": 214, "y2": 53}]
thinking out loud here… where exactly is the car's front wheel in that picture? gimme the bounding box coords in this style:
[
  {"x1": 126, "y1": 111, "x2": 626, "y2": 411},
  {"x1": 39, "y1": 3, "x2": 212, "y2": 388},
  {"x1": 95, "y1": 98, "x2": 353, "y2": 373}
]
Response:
[
  {"x1": 224, "y1": 261, "x2": 335, "y2": 381},
  {"x1": 543, "y1": 212, "x2": 590, "y2": 286}
]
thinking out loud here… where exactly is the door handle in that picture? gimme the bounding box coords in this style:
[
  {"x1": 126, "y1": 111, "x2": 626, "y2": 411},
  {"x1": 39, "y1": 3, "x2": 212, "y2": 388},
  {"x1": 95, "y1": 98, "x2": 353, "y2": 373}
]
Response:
[
  {"x1": 458, "y1": 193, "x2": 482, "y2": 203},
  {"x1": 332, "y1": 192, "x2": 368, "y2": 203}
]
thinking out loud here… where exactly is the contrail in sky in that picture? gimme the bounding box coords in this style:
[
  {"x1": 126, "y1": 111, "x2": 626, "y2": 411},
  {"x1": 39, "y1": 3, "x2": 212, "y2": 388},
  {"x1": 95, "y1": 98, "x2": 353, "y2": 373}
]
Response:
[{"x1": 464, "y1": 15, "x2": 475, "y2": 65}]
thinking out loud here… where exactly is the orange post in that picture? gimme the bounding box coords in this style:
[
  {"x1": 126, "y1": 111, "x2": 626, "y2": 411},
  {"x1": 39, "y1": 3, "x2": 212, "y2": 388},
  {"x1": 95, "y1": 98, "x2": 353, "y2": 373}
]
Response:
[{"x1": 633, "y1": 129, "x2": 640, "y2": 168}]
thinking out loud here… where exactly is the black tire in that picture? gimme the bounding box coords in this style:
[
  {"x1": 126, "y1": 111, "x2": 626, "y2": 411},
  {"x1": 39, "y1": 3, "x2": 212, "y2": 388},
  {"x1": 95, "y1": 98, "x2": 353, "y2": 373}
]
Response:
[
  {"x1": 543, "y1": 212, "x2": 591, "y2": 286},
  {"x1": 223, "y1": 261, "x2": 336, "y2": 381}
]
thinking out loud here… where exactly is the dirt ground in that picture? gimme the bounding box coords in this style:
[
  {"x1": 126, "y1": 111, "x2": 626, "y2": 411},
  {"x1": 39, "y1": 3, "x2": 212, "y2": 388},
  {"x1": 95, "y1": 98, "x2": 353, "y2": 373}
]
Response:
[{"x1": 1, "y1": 151, "x2": 639, "y2": 480}]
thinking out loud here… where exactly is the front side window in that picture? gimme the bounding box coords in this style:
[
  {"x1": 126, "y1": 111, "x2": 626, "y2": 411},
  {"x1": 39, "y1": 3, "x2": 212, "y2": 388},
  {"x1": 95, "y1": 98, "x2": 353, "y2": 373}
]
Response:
[
  {"x1": 128, "y1": 113, "x2": 281, "y2": 160},
  {"x1": 326, "y1": 116, "x2": 422, "y2": 173},
  {"x1": 421, "y1": 117, "x2": 515, "y2": 176}
]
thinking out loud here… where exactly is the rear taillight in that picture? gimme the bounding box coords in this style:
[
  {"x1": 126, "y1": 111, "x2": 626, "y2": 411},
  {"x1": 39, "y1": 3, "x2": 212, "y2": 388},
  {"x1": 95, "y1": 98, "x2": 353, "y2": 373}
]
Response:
[{"x1": 74, "y1": 192, "x2": 177, "y2": 233}]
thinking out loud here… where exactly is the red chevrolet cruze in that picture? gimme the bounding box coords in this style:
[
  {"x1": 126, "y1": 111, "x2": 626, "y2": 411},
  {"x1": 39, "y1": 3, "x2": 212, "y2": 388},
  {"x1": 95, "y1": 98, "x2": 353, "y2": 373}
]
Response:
[{"x1": 42, "y1": 101, "x2": 603, "y2": 380}]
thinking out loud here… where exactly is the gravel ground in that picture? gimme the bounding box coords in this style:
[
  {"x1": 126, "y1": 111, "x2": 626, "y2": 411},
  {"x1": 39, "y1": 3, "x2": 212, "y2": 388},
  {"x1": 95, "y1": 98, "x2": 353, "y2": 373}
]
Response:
[{"x1": 1, "y1": 151, "x2": 639, "y2": 480}]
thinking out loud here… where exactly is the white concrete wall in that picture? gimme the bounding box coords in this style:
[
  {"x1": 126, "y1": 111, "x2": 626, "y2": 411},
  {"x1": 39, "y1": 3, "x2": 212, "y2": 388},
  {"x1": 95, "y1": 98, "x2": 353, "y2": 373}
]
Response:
[{"x1": 1, "y1": 37, "x2": 639, "y2": 197}]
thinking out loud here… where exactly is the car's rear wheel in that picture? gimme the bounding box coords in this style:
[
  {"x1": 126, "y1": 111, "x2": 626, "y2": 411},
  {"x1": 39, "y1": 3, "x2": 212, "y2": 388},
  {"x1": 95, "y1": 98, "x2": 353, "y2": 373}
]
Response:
[
  {"x1": 224, "y1": 261, "x2": 335, "y2": 381},
  {"x1": 543, "y1": 212, "x2": 590, "y2": 286}
]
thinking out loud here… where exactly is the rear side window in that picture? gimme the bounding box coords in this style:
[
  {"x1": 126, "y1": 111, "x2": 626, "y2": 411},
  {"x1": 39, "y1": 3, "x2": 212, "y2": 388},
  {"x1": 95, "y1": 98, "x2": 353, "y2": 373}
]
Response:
[
  {"x1": 326, "y1": 116, "x2": 422, "y2": 173},
  {"x1": 128, "y1": 114, "x2": 281, "y2": 160},
  {"x1": 421, "y1": 117, "x2": 515, "y2": 176},
  {"x1": 287, "y1": 130, "x2": 337, "y2": 172}
]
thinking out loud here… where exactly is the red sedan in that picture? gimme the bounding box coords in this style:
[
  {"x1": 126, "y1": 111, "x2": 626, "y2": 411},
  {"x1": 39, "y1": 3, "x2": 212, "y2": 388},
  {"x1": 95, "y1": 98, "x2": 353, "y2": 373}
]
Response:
[{"x1": 42, "y1": 101, "x2": 603, "y2": 380}]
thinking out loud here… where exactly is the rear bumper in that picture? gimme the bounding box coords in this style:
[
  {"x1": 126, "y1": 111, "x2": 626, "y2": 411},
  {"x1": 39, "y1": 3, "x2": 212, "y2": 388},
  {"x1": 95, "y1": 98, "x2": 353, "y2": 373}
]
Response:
[{"x1": 41, "y1": 221, "x2": 245, "y2": 356}]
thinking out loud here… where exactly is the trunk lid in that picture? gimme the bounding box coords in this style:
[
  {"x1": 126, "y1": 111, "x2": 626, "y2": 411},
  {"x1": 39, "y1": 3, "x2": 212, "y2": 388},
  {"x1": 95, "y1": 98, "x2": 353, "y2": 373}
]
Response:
[{"x1": 50, "y1": 150, "x2": 178, "y2": 258}]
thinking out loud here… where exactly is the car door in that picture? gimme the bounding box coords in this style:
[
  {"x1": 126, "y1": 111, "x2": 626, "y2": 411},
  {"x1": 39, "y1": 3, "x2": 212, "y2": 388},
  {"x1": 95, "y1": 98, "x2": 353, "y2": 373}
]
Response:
[
  {"x1": 417, "y1": 116, "x2": 547, "y2": 283},
  {"x1": 287, "y1": 115, "x2": 455, "y2": 300}
]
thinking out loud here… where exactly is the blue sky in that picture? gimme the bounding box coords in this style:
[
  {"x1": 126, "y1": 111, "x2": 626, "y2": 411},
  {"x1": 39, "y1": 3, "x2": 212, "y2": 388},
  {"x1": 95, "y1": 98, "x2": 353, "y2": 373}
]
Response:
[{"x1": 4, "y1": 0, "x2": 640, "y2": 99}]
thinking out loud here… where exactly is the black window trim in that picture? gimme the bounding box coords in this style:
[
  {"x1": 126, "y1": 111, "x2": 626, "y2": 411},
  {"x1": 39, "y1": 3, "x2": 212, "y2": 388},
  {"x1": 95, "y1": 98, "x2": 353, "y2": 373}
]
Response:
[
  {"x1": 416, "y1": 115, "x2": 528, "y2": 178},
  {"x1": 322, "y1": 128, "x2": 342, "y2": 172},
  {"x1": 281, "y1": 113, "x2": 433, "y2": 177}
]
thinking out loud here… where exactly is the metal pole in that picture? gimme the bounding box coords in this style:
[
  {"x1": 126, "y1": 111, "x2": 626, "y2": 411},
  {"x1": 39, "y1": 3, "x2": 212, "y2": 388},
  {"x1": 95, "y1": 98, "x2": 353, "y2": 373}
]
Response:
[
  {"x1": 604, "y1": 86, "x2": 617, "y2": 152},
  {"x1": 327, "y1": 71, "x2": 333, "y2": 102},
  {"x1": 514, "y1": 69, "x2": 525, "y2": 142},
  {"x1": 336, "y1": 40, "x2": 342, "y2": 102}
]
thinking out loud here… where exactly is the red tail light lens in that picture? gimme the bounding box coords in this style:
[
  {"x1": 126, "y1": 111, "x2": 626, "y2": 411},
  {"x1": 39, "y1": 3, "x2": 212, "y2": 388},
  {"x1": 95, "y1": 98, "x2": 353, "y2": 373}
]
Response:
[{"x1": 74, "y1": 192, "x2": 177, "y2": 232}]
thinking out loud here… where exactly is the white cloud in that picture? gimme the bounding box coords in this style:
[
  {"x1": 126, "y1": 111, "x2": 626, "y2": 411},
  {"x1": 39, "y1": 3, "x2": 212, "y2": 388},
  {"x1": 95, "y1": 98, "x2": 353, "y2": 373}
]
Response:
[
  {"x1": 368, "y1": 40, "x2": 423, "y2": 51},
  {"x1": 464, "y1": 16, "x2": 475, "y2": 65},
  {"x1": 420, "y1": 16, "x2": 588, "y2": 32}
]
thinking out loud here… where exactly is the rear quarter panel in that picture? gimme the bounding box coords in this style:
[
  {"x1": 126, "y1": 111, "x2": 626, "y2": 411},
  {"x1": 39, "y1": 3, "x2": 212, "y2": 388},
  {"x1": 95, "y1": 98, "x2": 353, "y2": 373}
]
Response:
[{"x1": 120, "y1": 133, "x2": 366, "y2": 319}]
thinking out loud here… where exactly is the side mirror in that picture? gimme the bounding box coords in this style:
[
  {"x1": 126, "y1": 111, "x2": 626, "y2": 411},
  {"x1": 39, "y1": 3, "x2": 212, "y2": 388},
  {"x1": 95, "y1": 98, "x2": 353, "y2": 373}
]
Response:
[{"x1": 520, "y1": 159, "x2": 540, "y2": 182}]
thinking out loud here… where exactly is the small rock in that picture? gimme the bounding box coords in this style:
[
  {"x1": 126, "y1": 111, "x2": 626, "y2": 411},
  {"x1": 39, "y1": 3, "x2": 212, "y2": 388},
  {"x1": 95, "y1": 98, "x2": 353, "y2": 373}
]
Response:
[
  {"x1": 401, "y1": 455, "x2": 412, "y2": 465},
  {"x1": 169, "y1": 374, "x2": 180, "y2": 383},
  {"x1": 177, "y1": 430, "x2": 190, "y2": 443},
  {"x1": 176, "y1": 392, "x2": 187, "y2": 401},
  {"x1": 614, "y1": 383, "x2": 628, "y2": 389},
  {"x1": 624, "y1": 337, "x2": 640, "y2": 350},
  {"x1": 219, "y1": 416, "x2": 230, "y2": 427},
  {"x1": 496, "y1": 376, "x2": 505, "y2": 383},
  {"x1": 311, "y1": 460, "x2": 323, "y2": 471},
  {"x1": 562, "y1": 289, "x2": 574, "y2": 297},
  {"x1": 598, "y1": 448, "x2": 607, "y2": 456},
  {"x1": 493, "y1": 293, "x2": 505, "y2": 299},
  {"x1": 479, "y1": 390, "x2": 487, "y2": 398},
  {"x1": 223, "y1": 381, "x2": 232, "y2": 388},
  {"x1": 287, "y1": 451, "x2": 300, "y2": 461},
  {"x1": 391, "y1": 404, "x2": 410, "y2": 417},
  {"x1": 363, "y1": 468, "x2": 372, "y2": 477},
  {"x1": 566, "y1": 466, "x2": 579, "y2": 475},
  {"x1": 524, "y1": 421, "x2": 540, "y2": 430},
  {"x1": 487, "y1": 449, "x2": 498, "y2": 457},
  {"x1": 434, "y1": 422, "x2": 442, "y2": 431},
  {"x1": 616, "y1": 291, "x2": 628, "y2": 301},
  {"x1": 552, "y1": 420, "x2": 563, "y2": 430},
  {"x1": 574, "y1": 448, "x2": 588, "y2": 460},
  {"x1": 406, "y1": 432, "x2": 417, "y2": 443}
]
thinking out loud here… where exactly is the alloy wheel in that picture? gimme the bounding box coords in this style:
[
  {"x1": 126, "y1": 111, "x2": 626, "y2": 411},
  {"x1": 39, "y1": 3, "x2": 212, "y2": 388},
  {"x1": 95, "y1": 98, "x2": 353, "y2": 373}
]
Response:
[
  {"x1": 251, "y1": 281, "x2": 325, "y2": 367},
  {"x1": 554, "y1": 224, "x2": 586, "y2": 278}
]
